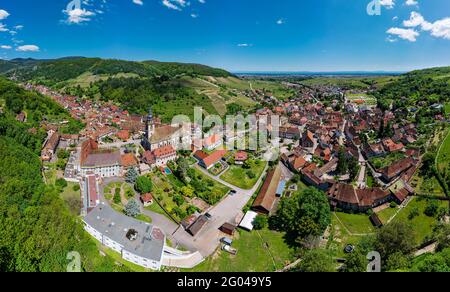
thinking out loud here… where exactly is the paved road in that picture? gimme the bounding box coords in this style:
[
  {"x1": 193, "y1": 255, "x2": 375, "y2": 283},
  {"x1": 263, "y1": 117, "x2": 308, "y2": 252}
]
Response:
[
  {"x1": 98, "y1": 163, "x2": 269, "y2": 258},
  {"x1": 99, "y1": 177, "x2": 201, "y2": 253},
  {"x1": 192, "y1": 163, "x2": 269, "y2": 256}
]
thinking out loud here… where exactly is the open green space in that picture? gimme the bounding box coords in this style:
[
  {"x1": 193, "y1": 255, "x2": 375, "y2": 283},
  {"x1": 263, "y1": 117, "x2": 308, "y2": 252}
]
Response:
[
  {"x1": 333, "y1": 212, "x2": 376, "y2": 235},
  {"x1": 186, "y1": 228, "x2": 295, "y2": 272},
  {"x1": 436, "y1": 128, "x2": 450, "y2": 173},
  {"x1": 326, "y1": 214, "x2": 364, "y2": 259},
  {"x1": 369, "y1": 151, "x2": 407, "y2": 170},
  {"x1": 390, "y1": 197, "x2": 447, "y2": 245},
  {"x1": 220, "y1": 160, "x2": 266, "y2": 190},
  {"x1": 376, "y1": 206, "x2": 399, "y2": 224},
  {"x1": 60, "y1": 182, "x2": 82, "y2": 215}
]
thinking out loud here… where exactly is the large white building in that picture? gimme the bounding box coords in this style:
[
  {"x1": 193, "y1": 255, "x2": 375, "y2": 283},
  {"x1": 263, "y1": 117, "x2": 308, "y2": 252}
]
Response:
[
  {"x1": 84, "y1": 203, "x2": 166, "y2": 270},
  {"x1": 80, "y1": 150, "x2": 122, "y2": 178}
]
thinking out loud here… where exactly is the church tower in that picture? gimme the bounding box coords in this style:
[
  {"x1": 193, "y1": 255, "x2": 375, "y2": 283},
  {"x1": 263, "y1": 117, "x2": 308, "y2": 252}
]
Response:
[{"x1": 146, "y1": 107, "x2": 155, "y2": 140}]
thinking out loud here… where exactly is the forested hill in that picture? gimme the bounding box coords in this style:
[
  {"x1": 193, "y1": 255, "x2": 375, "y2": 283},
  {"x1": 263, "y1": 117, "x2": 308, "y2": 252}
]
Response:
[
  {"x1": 0, "y1": 57, "x2": 232, "y2": 85},
  {"x1": 0, "y1": 78, "x2": 128, "y2": 271}
]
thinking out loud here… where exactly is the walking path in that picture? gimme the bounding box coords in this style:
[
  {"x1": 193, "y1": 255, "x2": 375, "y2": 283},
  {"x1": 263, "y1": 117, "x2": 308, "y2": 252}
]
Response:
[{"x1": 98, "y1": 162, "x2": 269, "y2": 262}]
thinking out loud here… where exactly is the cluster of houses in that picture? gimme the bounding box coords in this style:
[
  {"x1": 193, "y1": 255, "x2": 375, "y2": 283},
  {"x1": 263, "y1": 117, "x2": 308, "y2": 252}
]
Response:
[{"x1": 247, "y1": 85, "x2": 423, "y2": 216}]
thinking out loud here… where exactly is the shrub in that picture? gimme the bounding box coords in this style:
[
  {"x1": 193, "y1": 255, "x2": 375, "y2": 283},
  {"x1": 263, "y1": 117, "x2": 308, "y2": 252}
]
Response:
[
  {"x1": 55, "y1": 178, "x2": 68, "y2": 189},
  {"x1": 424, "y1": 200, "x2": 439, "y2": 217},
  {"x1": 124, "y1": 199, "x2": 140, "y2": 218},
  {"x1": 253, "y1": 215, "x2": 268, "y2": 230},
  {"x1": 408, "y1": 206, "x2": 420, "y2": 220}
]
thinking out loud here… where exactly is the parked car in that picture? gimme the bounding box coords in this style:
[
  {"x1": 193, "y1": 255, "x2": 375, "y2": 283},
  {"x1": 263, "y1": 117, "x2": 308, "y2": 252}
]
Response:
[
  {"x1": 222, "y1": 244, "x2": 238, "y2": 255},
  {"x1": 220, "y1": 237, "x2": 233, "y2": 246},
  {"x1": 229, "y1": 190, "x2": 237, "y2": 196},
  {"x1": 205, "y1": 212, "x2": 213, "y2": 220}
]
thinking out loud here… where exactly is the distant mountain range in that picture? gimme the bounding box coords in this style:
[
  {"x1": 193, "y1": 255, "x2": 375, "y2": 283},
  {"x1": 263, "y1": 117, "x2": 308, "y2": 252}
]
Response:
[{"x1": 0, "y1": 57, "x2": 232, "y2": 84}]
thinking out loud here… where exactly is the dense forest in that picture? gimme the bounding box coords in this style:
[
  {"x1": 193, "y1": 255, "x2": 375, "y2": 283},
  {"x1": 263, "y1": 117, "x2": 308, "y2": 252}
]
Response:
[
  {"x1": 0, "y1": 79, "x2": 128, "y2": 272},
  {"x1": 0, "y1": 78, "x2": 84, "y2": 135},
  {"x1": 0, "y1": 57, "x2": 232, "y2": 86}
]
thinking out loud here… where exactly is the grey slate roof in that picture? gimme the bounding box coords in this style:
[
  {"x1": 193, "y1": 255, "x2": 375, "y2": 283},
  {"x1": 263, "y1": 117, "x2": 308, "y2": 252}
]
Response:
[
  {"x1": 82, "y1": 150, "x2": 121, "y2": 168},
  {"x1": 84, "y1": 203, "x2": 165, "y2": 262}
]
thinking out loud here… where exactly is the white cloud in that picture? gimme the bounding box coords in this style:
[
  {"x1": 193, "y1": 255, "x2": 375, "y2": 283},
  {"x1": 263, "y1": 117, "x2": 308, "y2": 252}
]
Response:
[
  {"x1": 0, "y1": 23, "x2": 7, "y2": 32},
  {"x1": 162, "y1": 0, "x2": 187, "y2": 11},
  {"x1": 0, "y1": 45, "x2": 11, "y2": 49},
  {"x1": 16, "y1": 45, "x2": 40, "y2": 52},
  {"x1": 65, "y1": 8, "x2": 96, "y2": 24},
  {"x1": 403, "y1": 12, "x2": 450, "y2": 40},
  {"x1": 276, "y1": 18, "x2": 285, "y2": 25},
  {"x1": 386, "y1": 27, "x2": 419, "y2": 42},
  {"x1": 405, "y1": 0, "x2": 418, "y2": 6},
  {"x1": 133, "y1": 0, "x2": 144, "y2": 5},
  {"x1": 0, "y1": 9, "x2": 9, "y2": 20},
  {"x1": 237, "y1": 43, "x2": 252, "y2": 47},
  {"x1": 380, "y1": 0, "x2": 395, "y2": 9}
]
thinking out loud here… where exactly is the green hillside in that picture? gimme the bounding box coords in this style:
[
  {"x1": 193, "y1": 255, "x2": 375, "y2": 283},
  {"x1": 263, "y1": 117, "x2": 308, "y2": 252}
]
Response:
[
  {"x1": 0, "y1": 79, "x2": 129, "y2": 272},
  {"x1": 0, "y1": 57, "x2": 233, "y2": 86}
]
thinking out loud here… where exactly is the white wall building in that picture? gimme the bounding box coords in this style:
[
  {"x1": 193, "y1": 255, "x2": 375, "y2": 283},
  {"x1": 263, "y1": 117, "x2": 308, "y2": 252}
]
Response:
[{"x1": 83, "y1": 203, "x2": 166, "y2": 270}]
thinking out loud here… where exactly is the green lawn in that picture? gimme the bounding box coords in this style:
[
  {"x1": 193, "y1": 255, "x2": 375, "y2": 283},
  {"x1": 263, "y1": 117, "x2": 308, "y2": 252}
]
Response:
[
  {"x1": 436, "y1": 128, "x2": 450, "y2": 173},
  {"x1": 376, "y1": 206, "x2": 399, "y2": 224},
  {"x1": 391, "y1": 197, "x2": 447, "y2": 245},
  {"x1": 333, "y1": 212, "x2": 376, "y2": 235},
  {"x1": 326, "y1": 214, "x2": 365, "y2": 259},
  {"x1": 60, "y1": 182, "x2": 81, "y2": 215},
  {"x1": 144, "y1": 201, "x2": 167, "y2": 216},
  {"x1": 444, "y1": 102, "x2": 450, "y2": 117},
  {"x1": 369, "y1": 152, "x2": 407, "y2": 170},
  {"x1": 186, "y1": 228, "x2": 295, "y2": 272},
  {"x1": 220, "y1": 160, "x2": 266, "y2": 190}
]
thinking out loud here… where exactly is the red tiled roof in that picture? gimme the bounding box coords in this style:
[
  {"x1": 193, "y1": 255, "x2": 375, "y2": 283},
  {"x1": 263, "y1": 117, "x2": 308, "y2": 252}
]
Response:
[
  {"x1": 121, "y1": 153, "x2": 138, "y2": 167},
  {"x1": 153, "y1": 145, "x2": 176, "y2": 158},
  {"x1": 116, "y1": 130, "x2": 130, "y2": 141},
  {"x1": 235, "y1": 151, "x2": 248, "y2": 161},
  {"x1": 202, "y1": 150, "x2": 228, "y2": 168},
  {"x1": 141, "y1": 193, "x2": 153, "y2": 203}
]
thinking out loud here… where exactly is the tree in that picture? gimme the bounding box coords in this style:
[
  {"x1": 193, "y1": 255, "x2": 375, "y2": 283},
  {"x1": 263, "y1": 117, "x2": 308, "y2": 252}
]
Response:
[
  {"x1": 135, "y1": 176, "x2": 153, "y2": 194},
  {"x1": 385, "y1": 252, "x2": 410, "y2": 271},
  {"x1": 295, "y1": 249, "x2": 335, "y2": 272},
  {"x1": 176, "y1": 157, "x2": 189, "y2": 181},
  {"x1": 57, "y1": 149, "x2": 70, "y2": 160},
  {"x1": 113, "y1": 188, "x2": 121, "y2": 204},
  {"x1": 336, "y1": 147, "x2": 348, "y2": 175},
  {"x1": 271, "y1": 187, "x2": 331, "y2": 245},
  {"x1": 55, "y1": 178, "x2": 68, "y2": 189},
  {"x1": 342, "y1": 250, "x2": 367, "y2": 272},
  {"x1": 375, "y1": 221, "x2": 415, "y2": 260},
  {"x1": 252, "y1": 215, "x2": 268, "y2": 230},
  {"x1": 124, "y1": 199, "x2": 141, "y2": 218},
  {"x1": 125, "y1": 167, "x2": 138, "y2": 184},
  {"x1": 410, "y1": 248, "x2": 450, "y2": 272},
  {"x1": 424, "y1": 199, "x2": 439, "y2": 217},
  {"x1": 180, "y1": 186, "x2": 194, "y2": 198}
]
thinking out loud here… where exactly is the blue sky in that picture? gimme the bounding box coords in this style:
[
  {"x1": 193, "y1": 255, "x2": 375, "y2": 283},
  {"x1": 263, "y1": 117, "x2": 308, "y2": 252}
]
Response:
[{"x1": 0, "y1": 0, "x2": 449, "y2": 71}]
